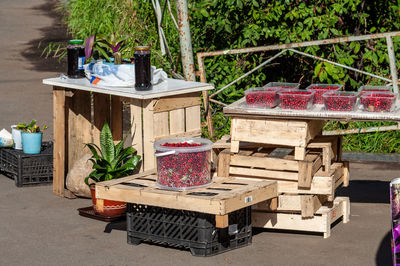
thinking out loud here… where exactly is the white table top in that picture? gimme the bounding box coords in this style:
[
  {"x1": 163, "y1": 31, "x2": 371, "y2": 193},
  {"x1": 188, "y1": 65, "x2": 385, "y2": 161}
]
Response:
[
  {"x1": 224, "y1": 97, "x2": 400, "y2": 122},
  {"x1": 43, "y1": 76, "x2": 214, "y2": 99}
]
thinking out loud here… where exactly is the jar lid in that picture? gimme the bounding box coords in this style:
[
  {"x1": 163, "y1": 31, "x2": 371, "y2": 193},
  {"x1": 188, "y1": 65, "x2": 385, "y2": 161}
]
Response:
[
  {"x1": 135, "y1": 46, "x2": 151, "y2": 51},
  {"x1": 69, "y1": 39, "x2": 84, "y2": 44}
]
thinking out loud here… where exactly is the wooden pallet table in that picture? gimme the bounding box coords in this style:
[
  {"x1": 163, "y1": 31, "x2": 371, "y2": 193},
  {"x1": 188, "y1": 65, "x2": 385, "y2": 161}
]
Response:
[
  {"x1": 95, "y1": 170, "x2": 278, "y2": 227},
  {"x1": 43, "y1": 77, "x2": 213, "y2": 197}
]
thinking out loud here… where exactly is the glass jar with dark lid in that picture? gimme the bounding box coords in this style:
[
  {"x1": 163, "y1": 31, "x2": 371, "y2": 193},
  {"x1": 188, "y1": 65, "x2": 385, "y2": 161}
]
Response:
[
  {"x1": 67, "y1": 39, "x2": 85, "y2": 78},
  {"x1": 134, "y1": 46, "x2": 151, "y2": 91}
]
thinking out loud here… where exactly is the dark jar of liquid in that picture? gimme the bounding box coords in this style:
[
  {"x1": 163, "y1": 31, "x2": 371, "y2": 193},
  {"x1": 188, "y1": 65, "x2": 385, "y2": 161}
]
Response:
[
  {"x1": 134, "y1": 46, "x2": 152, "y2": 91},
  {"x1": 67, "y1": 40, "x2": 85, "y2": 79}
]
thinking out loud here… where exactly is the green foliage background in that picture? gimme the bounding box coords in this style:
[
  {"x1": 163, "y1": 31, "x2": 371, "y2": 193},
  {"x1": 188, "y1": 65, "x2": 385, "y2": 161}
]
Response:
[{"x1": 59, "y1": 0, "x2": 400, "y2": 153}]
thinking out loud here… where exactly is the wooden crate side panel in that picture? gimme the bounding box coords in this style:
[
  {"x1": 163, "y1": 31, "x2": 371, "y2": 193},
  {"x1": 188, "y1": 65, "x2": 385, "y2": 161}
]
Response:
[
  {"x1": 153, "y1": 111, "x2": 169, "y2": 139},
  {"x1": 185, "y1": 105, "x2": 201, "y2": 132},
  {"x1": 230, "y1": 154, "x2": 299, "y2": 171},
  {"x1": 230, "y1": 167, "x2": 299, "y2": 181},
  {"x1": 231, "y1": 118, "x2": 310, "y2": 147},
  {"x1": 93, "y1": 93, "x2": 111, "y2": 146},
  {"x1": 142, "y1": 99, "x2": 155, "y2": 171},
  {"x1": 111, "y1": 96, "x2": 123, "y2": 143},
  {"x1": 153, "y1": 92, "x2": 201, "y2": 113},
  {"x1": 169, "y1": 108, "x2": 185, "y2": 135},
  {"x1": 277, "y1": 175, "x2": 334, "y2": 195},
  {"x1": 128, "y1": 99, "x2": 143, "y2": 171},
  {"x1": 68, "y1": 90, "x2": 93, "y2": 171},
  {"x1": 254, "y1": 195, "x2": 327, "y2": 213},
  {"x1": 306, "y1": 120, "x2": 325, "y2": 141}
]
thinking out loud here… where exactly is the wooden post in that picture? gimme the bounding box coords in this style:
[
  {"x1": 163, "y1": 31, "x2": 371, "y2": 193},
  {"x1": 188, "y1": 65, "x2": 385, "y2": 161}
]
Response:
[
  {"x1": 53, "y1": 87, "x2": 66, "y2": 197},
  {"x1": 142, "y1": 99, "x2": 156, "y2": 171},
  {"x1": 215, "y1": 214, "x2": 229, "y2": 228},
  {"x1": 298, "y1": 161, "x2": 313, "y2": 189},
  {"x1": 111, "y1": 96, "x2": 123, "y2": 143},
  {"x1": 217, "y1": 149, "x2": 231, "y2": 177}
]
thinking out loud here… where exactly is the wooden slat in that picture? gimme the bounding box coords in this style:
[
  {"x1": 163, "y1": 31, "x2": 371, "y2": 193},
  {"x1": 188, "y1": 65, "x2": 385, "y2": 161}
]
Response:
[
  {"x1": 298, "y1": 161, "x2": 313, "y2": 188},
  {"x1": 254, "y1": 195, "x2": 327, "y2": 213},
  {"x1": 53, "y1": 88, "x2": 66, "y2": 197},
  {"x1": 111, "y1": 96, "x2": 123, "y2": 143},
  {"x1": 185, "y1": 105, "x2": 201, "y2": 132},
  {"x1": 143, "y1": 99, "x2": 155, "y2": 171},
  {"x1": 68, "y1": 90, "x2": 92, "y2": 171},
  {"x1": 169, "y1": 108, "x2": 185, "y2": 135},
  {"x1": 230, "y1": 154, "x2": 298, "y2": 171},
  {"x1": 154, "y1": 129, "x2": 201, "y2": 141},
  {"x1": 128, "y1": 99, "x2": 143, "y2": 171},
  {"x1": 93, "y1": 93, "x2": 110, "y2": 146},
  {"x1": 215, "y1": 215, "x2": 229, "y2": 228},
  {"x1": 153, "y1": 92, "x2": 201, "y2": 113},
  {"x1": 301, "y1": 195, "x2": 315, "y2": 218},
  {"x1": 230, "y1": 167, "x2": 299, "y2": 181},
  {"x1": 217, "y1": 149, "x2": 231, "y2": 178},
  {"x1": 153, "y1": 111, "x2": 169, "y2": 139}
]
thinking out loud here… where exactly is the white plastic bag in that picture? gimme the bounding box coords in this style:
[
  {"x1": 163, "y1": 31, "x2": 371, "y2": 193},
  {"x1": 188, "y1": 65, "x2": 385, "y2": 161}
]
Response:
[
  {"x1": 84, "y1": 61, "x2": 168, "y2": 87},
  {"x1": 0, "y1": 129, "x2": 13, "y2": 148}
]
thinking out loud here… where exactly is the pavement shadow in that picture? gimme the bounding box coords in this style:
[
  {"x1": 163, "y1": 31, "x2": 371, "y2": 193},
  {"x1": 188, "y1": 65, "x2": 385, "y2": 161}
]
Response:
[
  {"x1": 375, "y1": 230, "x2": 393, "y2": 265},
  {"x1": 21, "y1": 0, "x2": 68, "y2": 73},
  {"x1": 336, "y1": 180, "x2": 389, "y2": 204}
]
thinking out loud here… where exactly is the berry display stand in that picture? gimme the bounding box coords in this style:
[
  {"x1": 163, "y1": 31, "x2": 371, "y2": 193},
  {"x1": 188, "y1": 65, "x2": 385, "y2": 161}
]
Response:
[
  {"x1": 127, "y1": 204, "x2": 252, "y2": 256},
  {"x1": 0, "y1": 142, "x2": 53, "y2": 187},
  {"x1": 43, "y1": 77, "x2": 214, "y2": 197}
]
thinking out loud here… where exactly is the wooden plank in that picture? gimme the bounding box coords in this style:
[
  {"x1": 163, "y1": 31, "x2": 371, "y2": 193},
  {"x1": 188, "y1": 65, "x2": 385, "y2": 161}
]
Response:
[
  {"x1": 215, "y1": 214, "x2": 229, "y2": 228},
  {"x1": 230, "y1": 167, "x2": 299, "y2": 181},
  {"x1": 53, "y1": 88, "x2": 66, "y2": 197},
  {"x1": 301, "y1": 195, "x2": 315, "y2": 218},
  {"x1": 294, "y1": 146, "x2": 306, "y2": 160},
  {"x1": 111, "y1": 96, "x2": 123, "y2": 143},
  {"x1": 142, "y1": 99, "x2": 155, "y2": 171},
  {"x1": 231, "y1": 117, "x2": 311, "y2": 147},
  {"x1": 343, "y1": 161, "x2": 350, "y2": 187},
  {"x1": 128, "y1": 99, "x2": 143, "y2": 171},
  {"x1": 298, "y1": 161, "x2": 313, "y2": 188},
  {"x1": 185, "y1": 105, "x2": 201, "y2": 132},
  {"x1": 169, "y1": 108, "x2": 185, "y2": 135},
  {"x1": 217, "y1": 149, "x2": 231, "y2": 178},
  {"x1": 307, "y1": 120, "x2": 324, "y2": 140},
  {"x1": 154, "y1": 129, "x2": 202, "y2": 141},
  {"x1": 93, "y1": 93, "x2": 110, "y2": 146},
  {"x1": 230, "y1": 154, "x2": 298, "y2": 171},
  {"x1": 153, "y1": 92, "x2": 201, "y2": 113},
  {"x1": 254, "y1": 194, "x2": 327, "y2": 213},
  {"x1": 153, "y1": 111, "x2": 169, "y2": 139},
  {"x1": 68, "y1": 90, "x2": 92, "y2": 171}
]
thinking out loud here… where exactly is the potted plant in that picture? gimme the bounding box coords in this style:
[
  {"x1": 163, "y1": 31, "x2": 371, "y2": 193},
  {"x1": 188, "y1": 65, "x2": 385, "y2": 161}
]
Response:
[
  {"x1": 20, "y1": 120, "x2": 48, "y2": 154},
  {"x1": 11, "y1": 122, "x2": 27, "y2": 150},
  {"x1": 85, "y1": 32, "x2": 129, "y2": 65},
  {"x1": 85, "y1": 122, "x2": 141, "y2": 217}
]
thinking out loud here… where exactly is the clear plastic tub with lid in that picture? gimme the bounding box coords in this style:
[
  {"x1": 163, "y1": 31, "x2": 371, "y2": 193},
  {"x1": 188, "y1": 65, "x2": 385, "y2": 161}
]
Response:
[
  {"x1": 278, "y1": 89, "x2": 314, "y2": 110},
  {"x1": 263, "y1": 82, "x2": 300, "y2": 90},
  {"x1": 154, "y1": 138, "x2": 213, "y2": 190},
  {"x1": 245, "y1": 87, "x2": 280, "y2": 108},
  {"x1": 322, "y1": 91, "x2": 358, "y2": 111},
  {"x1": 305, "y1": 83, "x2": 343, "y2": 104},
  {"x1": 358, "y1": 85, "x2": 393, "y2": 96},
  {"x1": 360, "y1": 91, "x2": 397, "y2": 112}
]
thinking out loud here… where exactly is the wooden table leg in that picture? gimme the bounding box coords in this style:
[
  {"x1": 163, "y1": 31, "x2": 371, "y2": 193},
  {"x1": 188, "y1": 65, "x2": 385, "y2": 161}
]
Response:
[{"x1": 53, "y1": 87, "x2": 66, "y2": 197}]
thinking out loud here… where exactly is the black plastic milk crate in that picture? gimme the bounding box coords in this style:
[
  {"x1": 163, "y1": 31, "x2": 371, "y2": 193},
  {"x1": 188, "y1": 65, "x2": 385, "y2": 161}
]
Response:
[
  {"x1": 126, "y1": 203, "x2": 252, "y2": 256},
  {"x1": 0, "y1": 142, "x2": 53, "y2": 187}
]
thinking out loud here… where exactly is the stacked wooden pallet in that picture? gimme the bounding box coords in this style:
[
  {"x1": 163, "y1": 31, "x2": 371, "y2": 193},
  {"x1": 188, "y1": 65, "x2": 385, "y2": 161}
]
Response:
[{"x1": 214, "y1": 118, "x2": 350, "y2": 238}]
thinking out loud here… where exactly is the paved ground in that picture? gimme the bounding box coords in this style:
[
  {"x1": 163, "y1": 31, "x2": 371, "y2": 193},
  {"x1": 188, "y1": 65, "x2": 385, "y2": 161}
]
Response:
[{"x1": 0, "y1": 0, "x2": 397, "y2": 265}]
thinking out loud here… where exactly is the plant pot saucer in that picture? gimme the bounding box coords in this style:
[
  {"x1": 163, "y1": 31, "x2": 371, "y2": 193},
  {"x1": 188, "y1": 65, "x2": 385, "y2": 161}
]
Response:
[{"x1": 77, "y1": 206, "x2": 125, "y2": 222}]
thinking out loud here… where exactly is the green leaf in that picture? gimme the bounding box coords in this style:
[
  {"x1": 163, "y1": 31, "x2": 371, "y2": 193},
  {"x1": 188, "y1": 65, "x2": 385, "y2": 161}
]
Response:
[
  {"x1": 100, "y1": 122, "x2": 115, "y2": 163},
  {"x1": 200, "y1": 8, "x2": 209, "y2": 17}
]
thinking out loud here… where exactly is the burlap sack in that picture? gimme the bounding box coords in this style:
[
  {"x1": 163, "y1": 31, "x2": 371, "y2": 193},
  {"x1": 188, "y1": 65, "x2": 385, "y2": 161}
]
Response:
[{"x1": 66, "y1": 153, "x2": 93, "y2": 198}]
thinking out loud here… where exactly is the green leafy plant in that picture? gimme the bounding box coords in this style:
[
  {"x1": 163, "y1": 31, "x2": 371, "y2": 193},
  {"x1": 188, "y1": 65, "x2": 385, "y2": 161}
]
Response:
[
  {"x1": 85, "y1": 122, "x2": 141, "y2": 186},
  {"x1": 17, "y1": 120, "x2": 48, "y2": 133},
  {"x1": 85, "y1": 32, "x2": 129, "y2": 64}
]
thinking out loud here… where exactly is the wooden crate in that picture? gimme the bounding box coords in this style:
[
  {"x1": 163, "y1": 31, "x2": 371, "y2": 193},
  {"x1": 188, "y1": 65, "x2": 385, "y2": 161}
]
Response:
[
  {"x1": 95, "y1": 170, "x2": 277, "y2": 220},
  {"x1": 307, "y1": 135, "x2": 343, "y2": 173},
  {"x1": 252, "y1": 197, "x2": 350, "y2": 238},
  {"x1": 230, "y1": 117, "x2": 324, "y2": 160},
  {"x1": 217, "y1": 147, "x2": 323, "y2": 189},
  {"x1": 253, "y1": 194, "x2": 329, "y2": 218}
]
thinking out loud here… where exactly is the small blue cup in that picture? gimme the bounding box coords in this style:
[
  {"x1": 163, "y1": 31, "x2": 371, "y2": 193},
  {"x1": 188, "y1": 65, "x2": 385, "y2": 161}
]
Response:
[{"x1": 21, "y1": 132, "x2": 43, "y2": 154}]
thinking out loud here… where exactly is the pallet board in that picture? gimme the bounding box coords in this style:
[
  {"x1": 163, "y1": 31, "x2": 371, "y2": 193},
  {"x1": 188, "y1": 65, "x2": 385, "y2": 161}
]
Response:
[
  {"x1": 252, "y1": 197, "x2": 350, "y2": 238},
  {"x1": 229, "y1": 117, "x2": 324, "y2": 159},
  {"x1": 95, "y1": 170, "x2": 277, "y2": 216},
  {"x1": 218, "y1": 147, "x2": 323, "y2": 189}
]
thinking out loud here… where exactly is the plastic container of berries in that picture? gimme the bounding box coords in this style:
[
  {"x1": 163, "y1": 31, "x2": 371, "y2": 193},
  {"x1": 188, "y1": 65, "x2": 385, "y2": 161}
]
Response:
[
  {"x1": 358, "y1": 85, "x2": 393, "y2": 96},
  {"x1": 263, "y1": 82, "x2": 300, "y2": 90},
  {"x1": 360, "y1": 91, "x2": 397, "y2": 112},
  {"x1": 305, "y1": 83, "x2": 343, "y2": 104},
  {"x1": 278, "y1": 89, "x2": 314, "y2": 110},
  {"x1": 154, "y1": 138, "x2": 213, "y2": 190},
  {"x1": 244, "y1": 87, "x2": 280, "y2": 108},
  {"x1": 322, "y1": 91, "x2": 358, "y2": 111}
]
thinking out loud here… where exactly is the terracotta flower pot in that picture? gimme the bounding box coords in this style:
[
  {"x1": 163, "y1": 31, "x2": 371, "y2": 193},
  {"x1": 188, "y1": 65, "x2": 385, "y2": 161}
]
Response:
[{"x1": 90, "y1": 184, "x2": 126, "y2": 217}]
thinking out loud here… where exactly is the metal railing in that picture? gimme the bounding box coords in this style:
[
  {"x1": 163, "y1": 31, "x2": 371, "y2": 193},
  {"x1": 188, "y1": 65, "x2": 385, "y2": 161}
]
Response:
[{"x1": 197, "y1": 31, "x2": 400, "y2": 138}]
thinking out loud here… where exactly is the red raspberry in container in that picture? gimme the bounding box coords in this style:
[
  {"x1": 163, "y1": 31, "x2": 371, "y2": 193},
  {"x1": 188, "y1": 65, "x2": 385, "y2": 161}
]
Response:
[
  {"x1": 154, "y1": 138, "x2": 213, "y2": 190},
  {"x1": 358, "y1": 85, "x2": 392, "y2": 96},
  {"x1": 360, "y1": 91, "x2": 397, "y2": 112},
  {"x1": 245, "y1": 87, "x2": 280, "y2": 108},
  {"x1": 278, "y1": 89, "x2": 314, "y2": 110},
  {"x1": 322, "y1": 91, "x2": 358, "y2": 111},
  {"x1": 306, "y1": 83, "x2": 343, "y2": 104}
]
